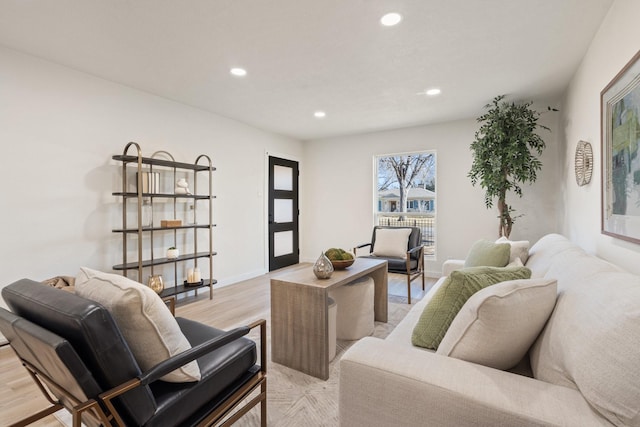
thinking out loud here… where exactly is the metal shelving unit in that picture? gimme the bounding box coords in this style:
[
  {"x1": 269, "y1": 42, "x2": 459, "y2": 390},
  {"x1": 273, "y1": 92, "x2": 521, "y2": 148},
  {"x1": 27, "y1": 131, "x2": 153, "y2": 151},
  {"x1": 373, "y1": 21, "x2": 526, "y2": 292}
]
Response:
[{"x1": 112, "y1": 142, "x2": 216, "y2": 299}]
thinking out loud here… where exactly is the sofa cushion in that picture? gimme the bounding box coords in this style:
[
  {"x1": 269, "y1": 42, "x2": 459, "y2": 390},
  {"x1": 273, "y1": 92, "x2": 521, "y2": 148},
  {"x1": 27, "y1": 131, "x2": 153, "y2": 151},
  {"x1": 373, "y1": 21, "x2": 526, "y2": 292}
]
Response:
[
  {"x1": 506, "y1": 257, "x2": 524, "y2": 268},
  {"x1": 437, "y1": 278, "x2": 557, "y2": 370},
  {"x1": 496, "y1": 236, "x2": 530, "y2": 264},
  {"x1": 75, "y1": 267, "x2": 201, "y2": 383},
  {"x1": 531, "y1": 267, "x2": 640, "y2": 426},
  {"x1": 524, "y1": 233, "x2": 577, "y2": 278},
  {"x1": 372, "y1": 228, "x2": 412, "y2": 259},
  {"x1": 411, "y1": 266, "x2": 532, "y2": 350},
  {"x1": 463, "y1": 240, "x2": 510, "y2": 268},
  {"x1": 541, "y1": 244, "x2": 622, "y2": 293}
]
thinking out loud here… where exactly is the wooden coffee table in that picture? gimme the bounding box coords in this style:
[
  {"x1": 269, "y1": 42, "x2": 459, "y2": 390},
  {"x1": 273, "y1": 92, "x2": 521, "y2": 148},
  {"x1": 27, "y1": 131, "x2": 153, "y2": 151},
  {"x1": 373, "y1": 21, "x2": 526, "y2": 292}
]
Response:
[{"x1": 270, "y1": 258, "x2": 388, "y2": 380}]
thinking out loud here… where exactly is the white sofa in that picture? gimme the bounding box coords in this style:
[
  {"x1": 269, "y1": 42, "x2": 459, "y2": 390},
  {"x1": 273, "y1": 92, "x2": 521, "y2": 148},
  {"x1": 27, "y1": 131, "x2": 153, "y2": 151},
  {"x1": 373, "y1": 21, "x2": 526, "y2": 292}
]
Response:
[{"x1": 339, "y1": 234, "x2": 640, "y2": 426}]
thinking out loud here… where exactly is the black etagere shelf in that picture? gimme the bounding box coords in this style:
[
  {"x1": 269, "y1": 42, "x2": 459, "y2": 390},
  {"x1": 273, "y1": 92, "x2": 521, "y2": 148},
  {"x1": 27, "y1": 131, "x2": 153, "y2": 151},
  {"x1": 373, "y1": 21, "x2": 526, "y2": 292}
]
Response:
[{"x1": 112, "y1": 142, "x2": 216, "y2": 300}]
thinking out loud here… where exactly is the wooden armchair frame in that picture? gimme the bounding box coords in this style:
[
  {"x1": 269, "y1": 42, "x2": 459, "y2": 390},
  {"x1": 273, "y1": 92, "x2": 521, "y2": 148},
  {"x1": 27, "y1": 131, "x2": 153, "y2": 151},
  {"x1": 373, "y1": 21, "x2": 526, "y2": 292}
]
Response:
[{"x1": 7, "y1": 319, "x2": 267, "y2": 427}]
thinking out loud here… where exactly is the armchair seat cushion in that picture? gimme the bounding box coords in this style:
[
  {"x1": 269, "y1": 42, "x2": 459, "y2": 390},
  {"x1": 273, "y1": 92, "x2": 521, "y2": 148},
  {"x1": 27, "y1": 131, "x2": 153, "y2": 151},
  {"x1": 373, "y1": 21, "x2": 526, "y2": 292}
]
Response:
[
  {"x1": 147, "y1": 317, "x2": 257, "y2": 427},
  {"x1": 360, "y1": 255, "x2": 419, "y2": 273}
]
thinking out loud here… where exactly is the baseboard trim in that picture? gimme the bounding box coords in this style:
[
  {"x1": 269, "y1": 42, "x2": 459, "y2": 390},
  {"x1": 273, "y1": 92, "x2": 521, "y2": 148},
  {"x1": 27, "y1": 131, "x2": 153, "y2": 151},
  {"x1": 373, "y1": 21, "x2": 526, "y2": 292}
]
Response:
[{"x1": 215, "y1": 269, "x2": 268, "y2": 288}]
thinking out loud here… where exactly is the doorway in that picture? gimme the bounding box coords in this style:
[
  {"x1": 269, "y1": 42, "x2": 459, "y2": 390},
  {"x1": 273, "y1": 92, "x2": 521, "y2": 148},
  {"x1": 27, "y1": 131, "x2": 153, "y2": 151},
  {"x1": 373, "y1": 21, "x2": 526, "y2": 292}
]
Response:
[{"x1": 268, "y1": 156, "x2": 299, "y2": 271}]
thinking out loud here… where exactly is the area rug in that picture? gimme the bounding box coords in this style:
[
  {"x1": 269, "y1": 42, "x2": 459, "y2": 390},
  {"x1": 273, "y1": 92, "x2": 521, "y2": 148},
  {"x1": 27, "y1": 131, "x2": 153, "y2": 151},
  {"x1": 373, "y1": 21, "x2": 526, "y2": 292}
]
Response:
[{"x1": 55, "y1": 295, "x2": 413, "y2": 427}]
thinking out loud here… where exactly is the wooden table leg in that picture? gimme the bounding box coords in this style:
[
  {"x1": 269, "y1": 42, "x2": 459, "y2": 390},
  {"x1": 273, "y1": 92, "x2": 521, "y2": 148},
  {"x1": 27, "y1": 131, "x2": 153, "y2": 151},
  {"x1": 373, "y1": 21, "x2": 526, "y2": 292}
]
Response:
[
  {"x1": 270, "y1": 279, "x2": 330, "y2": 380},
  {"x1": 369, "y1": 263, "x2": 388, "y2": 322}
]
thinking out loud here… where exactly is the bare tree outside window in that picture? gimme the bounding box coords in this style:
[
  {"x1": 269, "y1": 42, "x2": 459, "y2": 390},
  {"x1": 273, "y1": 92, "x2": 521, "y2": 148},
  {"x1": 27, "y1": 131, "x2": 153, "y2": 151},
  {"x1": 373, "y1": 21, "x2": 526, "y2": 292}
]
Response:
[{"x1": 375, "y1": 152, "x2": 436, "y2": 256}]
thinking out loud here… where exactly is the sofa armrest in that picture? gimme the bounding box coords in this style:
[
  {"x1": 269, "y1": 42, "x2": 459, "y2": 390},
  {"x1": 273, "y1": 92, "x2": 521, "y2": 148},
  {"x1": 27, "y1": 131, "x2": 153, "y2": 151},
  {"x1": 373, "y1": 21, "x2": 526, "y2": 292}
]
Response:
[
  {"x1": 441, "y1": 259, "x2": 465, "y2": 277},
  {"x1": 339, "y1": 338, "x2": 606, "y2": 427}
]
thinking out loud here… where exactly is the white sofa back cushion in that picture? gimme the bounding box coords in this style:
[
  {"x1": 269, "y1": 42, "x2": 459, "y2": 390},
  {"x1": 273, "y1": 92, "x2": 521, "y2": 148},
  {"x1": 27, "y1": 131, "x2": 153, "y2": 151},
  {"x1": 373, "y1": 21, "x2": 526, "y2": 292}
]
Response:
[
  {"x1": 531, "y1": 253, "x2": 640, "y2": 426},
  {"x1": 525, "y1": 233, "x2": 576, "y2": 278},
  {"x1": 437, "y1": 278, "x2": 557, "y2": 370}
]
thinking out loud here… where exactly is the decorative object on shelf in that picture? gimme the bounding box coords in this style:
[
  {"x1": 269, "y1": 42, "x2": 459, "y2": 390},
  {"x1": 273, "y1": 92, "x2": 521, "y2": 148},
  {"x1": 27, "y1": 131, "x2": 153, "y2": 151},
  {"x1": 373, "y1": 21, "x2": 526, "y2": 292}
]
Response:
[
  {"x1": 324, "y1": 248, "x2": 355, "y2": 269},
  {"x1": 313, "y1": 251, "x2": 334, "y2": 279},
  {"x1": 187, "y1": 267, "x2": 201, "y2": 284},
  {"x1": 160, "y1": 219, "x2": 182, "y2": 228},
  {"x1": 575, "y1": 140, "x2": 593, "y2": 186},
  {"x1": 137, "y1": 171, "x2": 160, "y2": 194},
  {"x1": 469, "y1": 95, "x2": 558, "y2": 238},
  {"x1": 189, "y1": 203, "x2": 197, "y2": 225},
  {"x1": 167, "y1": 247, "x2": 179, "y2": 259},
  {"x1": 142, "y1": 200, "x2": 153, "y2": 227},
  {"x1": 601, "y1": 50, "x2": 640, "y2": 245},
  {"x1": 184, "y1": 279, "x2": 204, "y2": 287},
  {"x1": 175, "y1": 178, "x2": 192, "y2": 195},
  {"x1": 147, "y1": 274, "x2": 164, "y2": 294}
]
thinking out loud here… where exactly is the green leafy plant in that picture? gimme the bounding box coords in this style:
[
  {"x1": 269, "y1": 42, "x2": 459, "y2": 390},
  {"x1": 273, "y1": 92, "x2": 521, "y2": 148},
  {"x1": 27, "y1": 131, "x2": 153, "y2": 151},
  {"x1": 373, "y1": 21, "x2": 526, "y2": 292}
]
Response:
[
  {"x1": 468, "y1": 95, "x2": 556, "y2": 238},
  {"x1": 324, "y1": 248, "x2": 354, "y2": 261}
]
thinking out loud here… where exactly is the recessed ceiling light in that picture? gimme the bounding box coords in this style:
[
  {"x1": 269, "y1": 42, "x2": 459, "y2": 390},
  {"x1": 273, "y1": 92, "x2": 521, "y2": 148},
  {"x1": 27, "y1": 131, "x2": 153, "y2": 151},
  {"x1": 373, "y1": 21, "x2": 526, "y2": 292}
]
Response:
[
  {"x1": 314, "y1": 111, "x2": 326, "y2": 118},
  {"x1": 425, "y1": 88, "x2": 441, "y2": 96},
  {"x1": 380, "y1": 13, "x2": 402, "y2": 26},
  {"x1": 230, "y1": 67, "x2": 247, "y2": 77}
]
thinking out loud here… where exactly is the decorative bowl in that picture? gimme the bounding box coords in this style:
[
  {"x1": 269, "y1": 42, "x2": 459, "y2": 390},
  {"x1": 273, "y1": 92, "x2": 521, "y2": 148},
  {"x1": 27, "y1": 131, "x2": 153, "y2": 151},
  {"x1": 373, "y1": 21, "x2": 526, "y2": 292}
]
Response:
[{"x1": 330, "y1": 258, "x2": 355, "y2": 269}]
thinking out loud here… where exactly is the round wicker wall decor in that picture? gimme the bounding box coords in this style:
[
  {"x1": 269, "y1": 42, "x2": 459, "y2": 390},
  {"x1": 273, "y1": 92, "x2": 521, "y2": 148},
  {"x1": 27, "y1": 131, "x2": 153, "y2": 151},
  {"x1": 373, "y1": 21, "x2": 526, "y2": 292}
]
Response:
[{"x1": 574, "y1": 140, "x2": 593, "y2": 186}]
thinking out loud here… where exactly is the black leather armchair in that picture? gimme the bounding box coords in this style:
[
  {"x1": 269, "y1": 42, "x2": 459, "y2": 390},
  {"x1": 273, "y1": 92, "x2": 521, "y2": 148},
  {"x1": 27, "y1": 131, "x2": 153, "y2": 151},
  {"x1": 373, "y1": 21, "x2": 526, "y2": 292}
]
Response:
[
  {"x1": 354, "y1": 226, "x2": 425, "y2": 303},
  {"x1": 0, "y1": 279, "x2": 267, "y2": 427}
]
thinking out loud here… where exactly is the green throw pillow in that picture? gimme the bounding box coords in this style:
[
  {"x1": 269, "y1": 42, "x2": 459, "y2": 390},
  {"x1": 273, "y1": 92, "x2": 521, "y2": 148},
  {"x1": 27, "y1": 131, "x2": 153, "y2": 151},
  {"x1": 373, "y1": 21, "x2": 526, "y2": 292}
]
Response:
[
  {"x1": 411, "y1": 266, "x2": 532, "y2": 350},
  {"x1": 464, "y1": 239, "x2": 510, "y2": 268}
]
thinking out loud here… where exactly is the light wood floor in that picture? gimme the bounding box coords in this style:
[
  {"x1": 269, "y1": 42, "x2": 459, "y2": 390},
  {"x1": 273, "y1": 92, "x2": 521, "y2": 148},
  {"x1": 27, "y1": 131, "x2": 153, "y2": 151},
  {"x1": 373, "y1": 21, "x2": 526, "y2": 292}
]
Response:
[{"x1": 0, "y1": 264, "x2": 436, "y2": 426}]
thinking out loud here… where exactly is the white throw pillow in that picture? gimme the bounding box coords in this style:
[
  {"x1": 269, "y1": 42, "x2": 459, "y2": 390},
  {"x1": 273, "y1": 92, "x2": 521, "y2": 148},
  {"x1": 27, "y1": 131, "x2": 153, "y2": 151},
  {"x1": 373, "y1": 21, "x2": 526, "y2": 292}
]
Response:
[
  {"x1": 75, "y1": 267, "x2": 201, "y2": 382},
  {"x1": 506, "y1": 257, "x2": 524, "y2": 268},
  {"x1": 436, "y1": 278, "x2": 557, "y2": 370},
  {"x1": 496, "y1": 236, "x2": 530, "y2": 264},
  {"x1": 372, "y1": 228, "x2": 412, "y2": 259}
]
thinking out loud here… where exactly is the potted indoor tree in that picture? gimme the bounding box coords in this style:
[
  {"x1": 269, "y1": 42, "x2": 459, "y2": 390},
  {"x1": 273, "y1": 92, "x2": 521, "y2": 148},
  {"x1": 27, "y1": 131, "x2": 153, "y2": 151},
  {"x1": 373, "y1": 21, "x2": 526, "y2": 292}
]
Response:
[{"x1": 468, "y1": 95, "x2": 556, "y2": 238}]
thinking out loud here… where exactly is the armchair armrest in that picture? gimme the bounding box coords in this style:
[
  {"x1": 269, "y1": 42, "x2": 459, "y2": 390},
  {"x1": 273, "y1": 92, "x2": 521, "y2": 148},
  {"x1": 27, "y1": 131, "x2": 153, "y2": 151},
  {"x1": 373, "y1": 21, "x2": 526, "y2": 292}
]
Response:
[
  {"x1": 405, "y1": 245, "x2": 425, "y2": 271},
  {"x1": 407, "y1": 245, "x2": 423, "y2": 256},
  {"x1": 406, "y1": 245, "x2": 424, "y2": 260},
  {"x1": 139, "y1": 319, "x2": 267, "y2": 384},
  {"x1": 139, "y1": 324, "x2": 251, "y2": 385},
  {"x1": 340, "y1": 338, "x2": 605, "y2": 427},
  {"x1": 248, "y1": 319, "x2": 267, "y2": 374},
  {"x1": 353, "y1": 243, "x2": 372, "y2": 256}
]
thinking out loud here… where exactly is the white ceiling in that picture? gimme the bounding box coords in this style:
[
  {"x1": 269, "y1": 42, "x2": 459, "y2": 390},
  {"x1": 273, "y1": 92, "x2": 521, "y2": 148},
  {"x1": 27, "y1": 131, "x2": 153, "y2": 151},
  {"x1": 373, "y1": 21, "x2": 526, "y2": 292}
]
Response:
[{"x1": 0, "y1": 0, "x2": 613, "y2": 140}]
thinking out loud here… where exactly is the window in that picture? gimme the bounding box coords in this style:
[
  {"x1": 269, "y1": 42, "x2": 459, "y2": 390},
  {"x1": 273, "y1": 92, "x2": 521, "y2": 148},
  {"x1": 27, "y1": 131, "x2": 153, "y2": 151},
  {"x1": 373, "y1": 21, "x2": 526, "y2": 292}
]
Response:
[{"x1": 375, "y1": 151, "x2": 436, "y2": 257}]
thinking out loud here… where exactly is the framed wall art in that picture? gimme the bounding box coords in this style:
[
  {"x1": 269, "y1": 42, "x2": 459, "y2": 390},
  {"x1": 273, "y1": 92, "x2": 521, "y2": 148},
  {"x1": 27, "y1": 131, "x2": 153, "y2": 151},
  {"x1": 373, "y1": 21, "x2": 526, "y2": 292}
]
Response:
[{"x1": 601, "y1": 49, "x2": 640, "y2": 244}]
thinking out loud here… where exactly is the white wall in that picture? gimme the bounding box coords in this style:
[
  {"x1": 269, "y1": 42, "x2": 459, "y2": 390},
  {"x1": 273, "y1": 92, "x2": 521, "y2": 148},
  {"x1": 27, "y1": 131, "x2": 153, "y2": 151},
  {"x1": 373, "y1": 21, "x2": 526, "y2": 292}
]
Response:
[
  {"x1": 301, "y1": 112, "x2": 562, "y2": 276},
  {"x1": 0, "y1": 46, "x2": 302, "y2": 298},
  {"x1": 560, "y1": 0, "x2": 640, "y2": 274}
]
